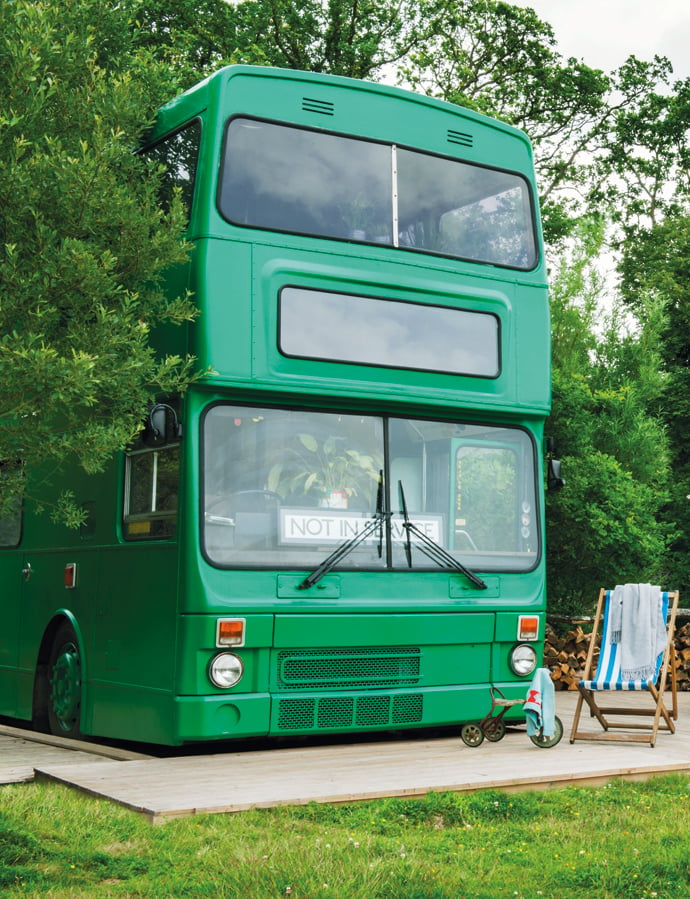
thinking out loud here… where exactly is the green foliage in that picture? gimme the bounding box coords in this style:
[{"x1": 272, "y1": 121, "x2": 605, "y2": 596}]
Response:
[
  {"x1": 620, "y1": 215, "x2": 690, "y2": 590},
  {"x1": 594, "y1": 56, "x2": 689, "y2": 231},
  {"x1": 0, "y1": 0, "x2": 199, "y2": 518},
  {"x1": 221, "y1": 0, "x2": 431, "y2": 79},
  {"x1": 268, "y1": 433, "x2": 381, "y2": 503},
  {"x1": 546, "y1": 219, "x2": 671, "y2": 614},
  {"x1": 128, "y1": 0, "x2": 238, "y2": 85}
]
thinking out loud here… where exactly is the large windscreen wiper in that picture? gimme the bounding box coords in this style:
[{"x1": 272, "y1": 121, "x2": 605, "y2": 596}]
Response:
[
  {"x1": 398, "y1": 481, "x2": 488, "y2": 590},
  {"x1": 298, "y1": 472, "x2": 389, "y2": 590}
]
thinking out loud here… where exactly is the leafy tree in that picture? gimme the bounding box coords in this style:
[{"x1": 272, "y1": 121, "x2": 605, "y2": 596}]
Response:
[
  {"x1": 0, "y1": 0, "x2": 198, "y2": 518},
  {"x1": 619, "y1": 215, "x2": 690, "y2": 590},
  {"x1": 221, "y1": 0, "x2": 431, "y2": 79},
  {"x1": 127, "y1": 0, "x2": 434, "y2": 83},
  {"x1": 128, "y1": 0, "x2": 237, "y2": 84},
  {"x1": 605, "y1": 63, "x2": 690, "y2": 592},
  {"x1": 546, "y1": 219, "x2": 671, "y2": 613}
]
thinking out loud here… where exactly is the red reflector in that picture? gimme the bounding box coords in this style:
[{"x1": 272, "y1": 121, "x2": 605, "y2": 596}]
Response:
[
  {"x1": 518, "y1": 615, "x2": 539, "y2": 641},
  {"x1": 64, "y1": 563, "x2": 77, "y2": 589},
  {"x1": 217, "y1": 618, "x2": 245, "y2": 647}
]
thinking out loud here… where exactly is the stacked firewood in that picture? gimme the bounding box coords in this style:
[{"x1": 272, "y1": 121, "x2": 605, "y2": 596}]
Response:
[
  {"x1": 544, "y1": 622, "x2": 597, "y2": 690},
  {"x1": 673, "y1": 621, "x2": 690, "y2": 691},
  {"x1": 544, "y1": 618, "x2": 690, "y2": 690}
]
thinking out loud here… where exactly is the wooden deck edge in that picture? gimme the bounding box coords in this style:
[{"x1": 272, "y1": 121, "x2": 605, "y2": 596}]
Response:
[
  {"x1": 0, "y1": 724, "x2": 152, "y2": 761},
  {"x1": 34, "y1": 760, "x2": 690, "y2": 824},
  {"x1": 146, "y1": 763, "x2": 690, "y2": 823},
  {"x1": 33, "y1": 767, "x2": 159, "y2": 821}
]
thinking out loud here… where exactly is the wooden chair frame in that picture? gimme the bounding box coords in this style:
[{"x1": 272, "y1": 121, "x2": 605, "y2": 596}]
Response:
[{"x1": 569, "y1": 588, "x2": 679, "y2": 748}]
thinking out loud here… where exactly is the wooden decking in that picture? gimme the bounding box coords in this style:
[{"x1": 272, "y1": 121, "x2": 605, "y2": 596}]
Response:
[
  {"x1": 0, "y1": 723, "x2": 152, "y2": 783},
  {"x1": 4, "y1": 693, "x2": 690, "y2": 823}
]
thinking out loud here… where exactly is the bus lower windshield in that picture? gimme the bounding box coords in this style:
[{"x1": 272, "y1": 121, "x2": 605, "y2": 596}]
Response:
[{"x1": 202, "y1": 405, "x2": 538, "y2": 573}]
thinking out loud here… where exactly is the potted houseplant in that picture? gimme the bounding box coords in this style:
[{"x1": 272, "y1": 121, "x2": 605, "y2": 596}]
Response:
[{"x1": 267, "y1": 433, "x2": 381, "y2": 509}]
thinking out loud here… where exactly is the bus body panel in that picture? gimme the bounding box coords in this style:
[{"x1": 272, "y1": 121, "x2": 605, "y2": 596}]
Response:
[{"x1": 0, "y1": 66, "x2": 552, "y2": 746}]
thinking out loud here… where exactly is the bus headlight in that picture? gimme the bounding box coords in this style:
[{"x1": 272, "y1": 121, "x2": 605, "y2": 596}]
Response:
[
  {"x1": 209, "y1": 652, "x2": 244, "y2": 688},
  {"x1": 509, "y1": 643, "x2": 537, "y2": 677}
]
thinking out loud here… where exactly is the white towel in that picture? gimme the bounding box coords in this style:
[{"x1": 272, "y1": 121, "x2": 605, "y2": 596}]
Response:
[{"x1": 609, "y1": 583, "x2": 665, "y2": 681}]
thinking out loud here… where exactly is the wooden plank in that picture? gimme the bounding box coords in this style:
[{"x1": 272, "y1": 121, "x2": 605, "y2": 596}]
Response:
[
  {"x1": 0, "y1": 738, "x2": 124, "y2": 784},
  {"x1": 0, "y1": 723, "x2": 152, "y2": 760},
  {"x1": 0, "y1": 722, "x2": 153, "y2": 784}
]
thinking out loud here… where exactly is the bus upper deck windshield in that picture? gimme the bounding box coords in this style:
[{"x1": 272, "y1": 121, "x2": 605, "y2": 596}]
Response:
[{"x1": 218, "y1": 117, "x2": 537, "y2": 270}]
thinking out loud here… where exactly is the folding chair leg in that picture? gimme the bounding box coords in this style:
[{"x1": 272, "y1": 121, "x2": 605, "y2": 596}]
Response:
[{"x1": 570, "y1": 687, "x2": 611, "y2": 743}]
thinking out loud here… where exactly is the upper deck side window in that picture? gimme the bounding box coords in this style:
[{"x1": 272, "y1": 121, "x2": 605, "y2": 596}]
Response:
[
  {"x1": 142, "y1": 119, "x2": 202, "y2": 226},
  {"x1": 217, "y1": 117, "x2": 537, "y2": 271}
]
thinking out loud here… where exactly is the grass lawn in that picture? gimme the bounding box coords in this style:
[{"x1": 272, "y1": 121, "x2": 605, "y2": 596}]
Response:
[{"x1": 1, "y1": 774, "x2": 689, "y2": 897}]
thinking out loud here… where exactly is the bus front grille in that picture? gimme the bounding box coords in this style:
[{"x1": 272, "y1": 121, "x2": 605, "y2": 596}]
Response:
[
  {"x1": 276, "y1": 693, "x2": 424, "y2": 731},
  {"x1": 276, "y1": 647, "x2": 421, "y2": 690}
]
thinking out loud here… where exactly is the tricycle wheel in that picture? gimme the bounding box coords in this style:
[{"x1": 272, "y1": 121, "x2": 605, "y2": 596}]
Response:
[
  {"x1": 484, "y1": 718, "x2": 506, "y2": 742},
  {"x1": 460, "y1": 722, "x2": 485, "y2": 747},
  {"x1": 529, "y1": 715, "x2": 563, "y2": 748}
]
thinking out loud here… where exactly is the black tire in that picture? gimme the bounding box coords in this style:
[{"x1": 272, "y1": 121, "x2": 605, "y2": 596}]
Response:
[
  {"x1": 484, "y1": 718, "x2": 507, "y2": 742},
  {"x1": 529, "y1": 714, "x2": 563, "y2": 749},
  {"x1": 46, "y1": 622, "x2": 83, "y2": 740},
  {"x1": 460, "y1": 722, "x2": 485, "y2": 747}
]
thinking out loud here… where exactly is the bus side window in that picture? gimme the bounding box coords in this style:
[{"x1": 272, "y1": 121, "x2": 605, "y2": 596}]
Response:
[
  {"x1": 0, "y1": 461, "x2": 22, "y2": 547},
  {"x1": 0, "y1": 498, "x2": 21, "y2": 547},
  {"x1": 142, "y1": 119, "x2": 202, "y2": 226},
  {"x1": 123, "y1": 444, "x2": 180, "y2": 540}
]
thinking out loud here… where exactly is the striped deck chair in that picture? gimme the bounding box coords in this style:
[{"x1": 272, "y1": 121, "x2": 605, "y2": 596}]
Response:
[{"x1": 569, "y1": 587, "x2": 679, "y2": 748}]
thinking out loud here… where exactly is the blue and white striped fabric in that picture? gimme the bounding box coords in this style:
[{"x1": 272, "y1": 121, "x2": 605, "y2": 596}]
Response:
[{"x1": 580, "y1": 590, "x2": 669, "y2": 691}]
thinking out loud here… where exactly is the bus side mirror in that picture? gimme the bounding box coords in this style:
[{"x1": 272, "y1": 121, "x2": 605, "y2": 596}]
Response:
[
  {"x1": 143, "y1": 403, "x2": 182, "y2": 446},
  {"x1": 545, "y1": 438, "x2": 565, "y2": 490},
  {"x1": 547, "y1": 457, "x2": 565, "y2": 491}
]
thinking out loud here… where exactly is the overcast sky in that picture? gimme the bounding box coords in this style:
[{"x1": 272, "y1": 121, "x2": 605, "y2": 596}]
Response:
[{"x1": 512, "y1": 0, "x2": 690, "y2": 81}]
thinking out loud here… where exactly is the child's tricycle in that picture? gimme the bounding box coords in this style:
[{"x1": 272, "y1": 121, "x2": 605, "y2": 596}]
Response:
[{"x1": 460, "y1": 685, "x2": 564, "y2": 748}]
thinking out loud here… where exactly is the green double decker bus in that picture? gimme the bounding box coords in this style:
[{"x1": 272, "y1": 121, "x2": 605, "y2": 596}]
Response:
[{"x1": 0, "y1": 66, "x2": 551, "y2": 746}]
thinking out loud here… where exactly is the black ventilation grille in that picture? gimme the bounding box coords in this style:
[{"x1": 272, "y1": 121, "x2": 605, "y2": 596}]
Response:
[
  {"x1": 276, "y1": 693, "x2": 424, "y2": 731},
  {"x1": 276, "y1": 647, "x2": 421, "y2": 690},
  {"x1": 302, "y1": 97, "x2": 335, "y2": 116},
  {"x1": 447, "y1": 128, "x2": 473, "y2": 148}
]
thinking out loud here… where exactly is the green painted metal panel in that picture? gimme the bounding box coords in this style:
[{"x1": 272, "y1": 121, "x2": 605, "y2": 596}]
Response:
[
  {"x1": 89, "y1": 684, "x2": 177, "y2": 745},
  {"x1": 277, "y1": 575, "x2": 341, "y2": 598},
  {"x1": 175, "y1": 693, "x2": 271, "y2": 741},
  {"x1": 273, "y1": 613, "x2": 495, "y2": 648},
  {"x1": 448, "y1": 576, "x2": 500, "y2": 598}
]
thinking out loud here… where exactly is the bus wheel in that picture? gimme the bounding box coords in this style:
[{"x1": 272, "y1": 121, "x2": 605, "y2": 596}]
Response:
[{"x1": 47, "y1": 623, "x2": 83, "y2": 740}]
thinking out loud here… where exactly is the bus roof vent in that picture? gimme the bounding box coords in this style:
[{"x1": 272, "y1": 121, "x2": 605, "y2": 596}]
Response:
[
  {"x1": 302, "y1": 97, "x2": 335, "y2": 116},
  {"x1": 447, "y1": 128, "x2": 473, "y2": 148}
]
